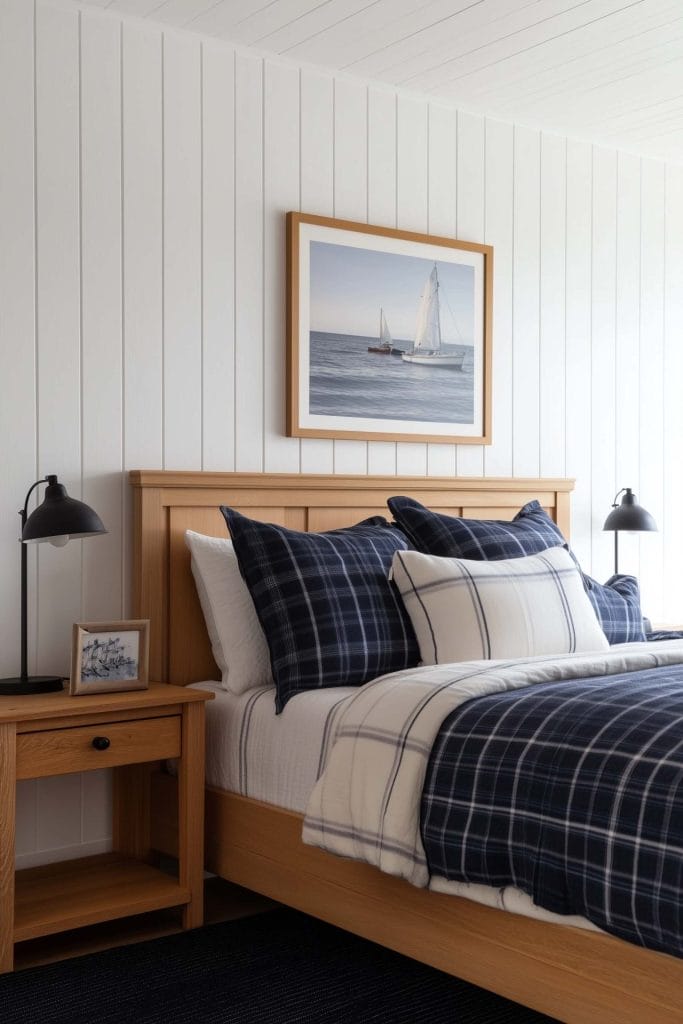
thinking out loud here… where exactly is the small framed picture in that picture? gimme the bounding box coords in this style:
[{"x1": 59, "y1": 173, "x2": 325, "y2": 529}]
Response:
[{"x1": 70, "y1": 620, "x2": 150, "y2": 696}]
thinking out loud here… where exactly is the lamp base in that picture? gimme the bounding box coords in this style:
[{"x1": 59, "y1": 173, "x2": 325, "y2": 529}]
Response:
[{"x1": 0, "y1": 675, "x2": 64, "y2": 695}]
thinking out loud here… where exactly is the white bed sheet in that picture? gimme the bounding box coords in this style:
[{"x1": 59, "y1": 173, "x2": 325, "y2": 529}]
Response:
[
  {"x1": 190, "y1": 680, "x2": 597, "y2": 934},
  {"x1": 194, "y1": 682, "x2": 354, "y2": 812}
]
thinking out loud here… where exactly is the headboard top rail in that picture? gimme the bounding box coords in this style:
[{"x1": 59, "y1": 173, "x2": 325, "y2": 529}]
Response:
[{"x1": 130, "y1": 470, "x2": 574, "y2": 493}]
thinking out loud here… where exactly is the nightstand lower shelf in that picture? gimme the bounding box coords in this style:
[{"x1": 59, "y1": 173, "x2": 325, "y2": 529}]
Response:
[{"x1": 15, "y1": 853, "x2": 191, "y2": 943}]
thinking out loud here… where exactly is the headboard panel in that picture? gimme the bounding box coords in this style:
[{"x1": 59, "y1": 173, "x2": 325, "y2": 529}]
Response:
[{"x1": 130, "y1": 471, "x2": 574, "y2": 685}]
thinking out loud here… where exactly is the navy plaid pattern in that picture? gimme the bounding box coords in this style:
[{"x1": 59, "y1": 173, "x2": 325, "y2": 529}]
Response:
[
  {"x1": 421, "y1": 663, "x2": 683, "y2": 957},
  {"x1": 388, "y1": 496, "x2": 645, "y2": 645},
  {"x1": 221, "y1": 508, "x2": 419, "y2": 712},
  {"x1": 387, "y1": 497, "x2": 566, "y2": 559},
  {"x1": 583, "y1": 573, "x2": 646, "y2": 644}
]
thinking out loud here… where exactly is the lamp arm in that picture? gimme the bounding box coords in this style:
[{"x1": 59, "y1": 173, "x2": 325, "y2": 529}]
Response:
[
  {"x1": 19, "y1": 476, "x2": 50, "y2": 528},
  {"x1": 610, "y1": 487, "x2": 628, "y2": 509}
]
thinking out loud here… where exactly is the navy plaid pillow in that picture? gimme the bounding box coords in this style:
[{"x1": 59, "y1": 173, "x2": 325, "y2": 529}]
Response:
[
  {"x1": 387, "y1": 496, "x2": 645, "y2": 645},
  {"x1": 583, "y1": 574, "x2": 646, "y2": 644},
  {"x1": 221, "y1": 508, "x2": 419, "y2": 712},
  {"x1": 387, "y1": 497, "x2": 566, "y2": 558}
]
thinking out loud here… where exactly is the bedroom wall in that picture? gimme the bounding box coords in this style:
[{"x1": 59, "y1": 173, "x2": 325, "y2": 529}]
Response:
[{"x1": 2, "y1": 0, "x2": 683, "y2": 867}]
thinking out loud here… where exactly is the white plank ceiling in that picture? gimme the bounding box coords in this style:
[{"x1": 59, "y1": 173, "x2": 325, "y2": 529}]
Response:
[{"x1": 76, "y1": 0, "x2": 683, "y2": 164}]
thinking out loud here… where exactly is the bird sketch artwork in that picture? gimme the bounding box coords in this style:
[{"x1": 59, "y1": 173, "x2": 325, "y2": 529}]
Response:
[{"x1": 80, "y1": 631, "x2": 140, "y2": 683}]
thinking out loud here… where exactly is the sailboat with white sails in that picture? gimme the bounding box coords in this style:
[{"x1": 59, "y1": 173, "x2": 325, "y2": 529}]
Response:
[
  {"x1": 368, "y1": 307, "x2": 399, "y2": 355},
  {"x1": 401, "y1": 264, "x2": 464, "y2": 369}
]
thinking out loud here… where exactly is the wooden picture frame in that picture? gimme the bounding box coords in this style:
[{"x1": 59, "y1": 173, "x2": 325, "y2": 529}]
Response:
[
  {"x1": 286, "y1": 212, "x2": 493, "y2": 445},
  {"x1": 70, "y1": 619, "x2": 150, "y2": 696}
]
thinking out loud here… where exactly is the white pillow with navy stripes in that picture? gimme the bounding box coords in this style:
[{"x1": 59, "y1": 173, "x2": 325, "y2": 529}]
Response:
[{"x1": 391, "y1": 546, "x2": 609, "y2": 664}]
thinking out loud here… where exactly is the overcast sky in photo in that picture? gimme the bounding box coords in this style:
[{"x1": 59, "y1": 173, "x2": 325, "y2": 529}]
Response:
[{"x1": 309, "y1": 241, "x2": 475, "y2": 343}]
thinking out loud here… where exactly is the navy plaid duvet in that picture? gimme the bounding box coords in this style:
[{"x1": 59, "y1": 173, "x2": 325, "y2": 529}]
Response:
[{"x1": 421, "y1": 662, "x2": 683, "y2": 957}]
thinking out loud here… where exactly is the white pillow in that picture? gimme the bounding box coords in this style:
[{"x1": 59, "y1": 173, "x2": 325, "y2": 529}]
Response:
[
  {"x1": 391, "y1": 545, "x2": 609, "y2": 664},
  {"x1": 185, "y1": 530, "x2": 273, "y2": 693}
]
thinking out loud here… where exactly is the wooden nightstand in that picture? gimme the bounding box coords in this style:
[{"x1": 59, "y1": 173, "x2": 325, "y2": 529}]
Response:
[{"x1": 0, "y1": 682, "x2": 214, "y2": 973}]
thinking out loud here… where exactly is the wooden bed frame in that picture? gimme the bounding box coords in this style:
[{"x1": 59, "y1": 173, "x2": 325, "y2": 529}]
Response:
[{"x1": 131, "y1": 470, "x2": 683, "y2": 1024}]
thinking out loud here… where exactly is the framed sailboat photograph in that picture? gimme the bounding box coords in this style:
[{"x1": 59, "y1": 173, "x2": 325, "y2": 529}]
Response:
[{"x1": 286, "y1": 213, "x2": 493, "y2": 445}]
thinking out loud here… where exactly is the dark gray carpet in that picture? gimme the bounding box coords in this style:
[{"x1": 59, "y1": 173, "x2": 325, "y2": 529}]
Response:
[{"x1": 2, "y1": 909, "x2": 560, "y2": 1023}]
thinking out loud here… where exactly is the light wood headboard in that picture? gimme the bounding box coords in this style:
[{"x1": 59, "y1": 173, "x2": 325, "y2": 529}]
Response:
[{"x1": 130, "y1": 471, "x2": 574, "y2": 685}]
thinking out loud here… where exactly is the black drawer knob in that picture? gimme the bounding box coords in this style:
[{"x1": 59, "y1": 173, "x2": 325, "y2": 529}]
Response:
[{"x1": 92, "y1": 736, "x2": 111, "y2": 751}]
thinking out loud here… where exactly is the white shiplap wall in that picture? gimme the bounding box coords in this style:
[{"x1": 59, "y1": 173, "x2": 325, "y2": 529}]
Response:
[{"x1": 1, "y1": 0, "x2": 683, "y2": 866}]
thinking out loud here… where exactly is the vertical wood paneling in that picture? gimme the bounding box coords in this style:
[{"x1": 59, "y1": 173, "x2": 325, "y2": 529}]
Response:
[
  {"x1": 263, "y1": 63, "x2": 302, "y2": 466},
  {"x1": 35, "y1": 1, "x2": 82, "y2": 676},
  {"x1": 299, "y1": 68, "x2": 334, "y2": 475},
  {"x1": 663, "y1": 165, "x2": 683, "y2": 619},
  {"x1": 333, "y1": 77, "x2": 367, "y2": 220},
  {"x1": 367, "y1": 86, "x2": 398, "y2": 477},
  {"x1": 333, "y1": 76, "x2": 367, "y2": 475},
  {"x1": 121, "y1": 21, "x2": 163, "y2": 620},
  {"x1": 638, "y1": 160, "x2": 665, "y2": 620},
  {"x1": 202, "y1": 41, "x2": 235, "y2": 470},
  {"x1": 264, "y1": 61, "x2": 300, "y2": 473},
  {"x1": 0, "y1": 0, "x2": 37, "y2": 676},
  {"x1": 512, "y1": 125, "x2": 541, "y2": 480},
  {"x1": 564, "y1": 140, "x2": 593, "y2": 571},
  {"x1": 483, "y1": 118, "x2": 514, "y2": 478},
  {"x1": 396, "y1": 94, "x2": 428, "y2": 477},
  {"x1": 368, "y1": 87, "x2": 397, "y2": 228},
  {"x1": 80, "y1": 12, "x2": 124, "y2": 620},
  {"x1": 455, "y1": 111, "x2": 485, "y2": 477},
  {"x1": 426, "y1": 102, "x2": 457, "y2": 479},
  {"x1": 614, "y1": 153, "x2": 641, "y2": 578},
  {"x1": 300, "y1": 69, "x2": 334, "y2": 217},
  {"x1": 162, "y1": 30, "x2": 202, "y2": 469},
  {"x1": 427, "y1": 104, "x2": 457, "y2": 239},
  {"x1": 539, "y1": 133, "x2": 566, "y2": 480},
  {"x1": 122, "y1": 22, "x2": 163, "y2": 472},
  {"x1": 590, "y1": 148, "x2": 617, "y2": 585},
  {"x1": 234, "y1": 52, "x2": 264, "y2": 472}
]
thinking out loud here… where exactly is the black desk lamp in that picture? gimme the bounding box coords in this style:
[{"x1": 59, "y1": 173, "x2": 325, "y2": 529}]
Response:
[
  {"x1": 0, "y1": 475, "x2": 106, "y2": 695},
  {"x1": 603, "y1": 487, "x2": 657, "y2": 575}
]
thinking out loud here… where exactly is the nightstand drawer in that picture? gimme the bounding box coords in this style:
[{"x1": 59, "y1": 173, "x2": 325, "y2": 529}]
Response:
[{"x1": 16, "y1": 715, "x2": 181, "y2": 780}]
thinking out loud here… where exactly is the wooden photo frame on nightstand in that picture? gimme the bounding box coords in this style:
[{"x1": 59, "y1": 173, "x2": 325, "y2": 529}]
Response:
[{"x1": 70, "y1": 620, "x2": 150, "y2": 696}]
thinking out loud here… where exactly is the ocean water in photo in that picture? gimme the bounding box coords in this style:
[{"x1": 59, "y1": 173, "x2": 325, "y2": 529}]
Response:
[{"x1": 309, "y1": 332, "x2": 475, "y2": 424}]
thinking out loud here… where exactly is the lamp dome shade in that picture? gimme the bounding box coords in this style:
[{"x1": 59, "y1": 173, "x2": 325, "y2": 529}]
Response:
[
  {"x1": 22, "y1": 476, "x2": 107, "y2": 543},
  {"x1": 603, "y1": 488, "x2": 657, "y2": 533}
]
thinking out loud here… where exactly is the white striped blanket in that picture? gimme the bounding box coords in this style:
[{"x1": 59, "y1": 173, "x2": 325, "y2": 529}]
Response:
[{"x1": 302, "y1": 641, "x2": 683, "y2": 888}]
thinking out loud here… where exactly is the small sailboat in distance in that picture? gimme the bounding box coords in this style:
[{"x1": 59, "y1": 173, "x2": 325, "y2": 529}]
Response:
[
  {"x1": 401, "y1": 264, "x2": 464, "y2": 369},
  {"x1": 368, "y1": 308, "x2": 395, "y2": 355}
]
